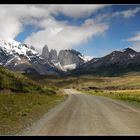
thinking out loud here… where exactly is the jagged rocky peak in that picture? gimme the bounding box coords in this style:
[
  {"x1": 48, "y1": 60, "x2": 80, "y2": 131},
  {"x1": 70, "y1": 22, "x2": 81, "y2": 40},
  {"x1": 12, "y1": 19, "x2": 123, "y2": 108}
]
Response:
[
  {"x1": 42, "y1": 44, "x2": 49, "y2": 59},
  {"x1": 58, "y1": 49, "x2": 85, "y2": 66},
  {"x1": 121, "y1": 47, "x2": 137, "y2": 54},
  {"x1": 49, "y1": 49, "x2": 58, "y2": 61},
  {"x1": 68, "y1": 49, "x2": 81, "y2": 55}
]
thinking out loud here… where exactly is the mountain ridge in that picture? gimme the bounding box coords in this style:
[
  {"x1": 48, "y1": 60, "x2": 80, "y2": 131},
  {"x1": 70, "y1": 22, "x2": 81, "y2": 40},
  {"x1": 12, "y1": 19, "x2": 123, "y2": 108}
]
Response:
[
  {"x1": 1, "y1": 38, "x2": 140, "y2": 76},
  {"x1": 0, "y1": 38, "x2": 89, "y2": 75},
  {"x1": 41, "y1": 45, "x2": 89, "y2": 71},
  {"x1": 67, "y1": 47, "x2": 140, "y2": 76}
]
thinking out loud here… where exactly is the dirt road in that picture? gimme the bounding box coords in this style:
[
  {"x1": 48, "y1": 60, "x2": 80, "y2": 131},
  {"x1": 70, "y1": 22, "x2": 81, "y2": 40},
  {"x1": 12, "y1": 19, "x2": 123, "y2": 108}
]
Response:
[{"x1": 20, "y1": 89, "x2": 140, "y2": 136}]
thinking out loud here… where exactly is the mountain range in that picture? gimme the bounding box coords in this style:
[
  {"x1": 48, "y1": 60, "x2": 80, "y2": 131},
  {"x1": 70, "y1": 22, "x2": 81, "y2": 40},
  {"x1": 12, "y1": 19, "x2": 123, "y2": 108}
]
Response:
[
  {"x1": 0, "y1": 38, "x2": 88, "y2": 75},
  {"x1": 69, "y1": 48, "x2": 140, "y2": 76},
  {"x1": 41, "y1": 45, "x2": 89, "y2": 71},
  {"x1": 1, "y1": 38, "x2": 140, "y2": 76}
]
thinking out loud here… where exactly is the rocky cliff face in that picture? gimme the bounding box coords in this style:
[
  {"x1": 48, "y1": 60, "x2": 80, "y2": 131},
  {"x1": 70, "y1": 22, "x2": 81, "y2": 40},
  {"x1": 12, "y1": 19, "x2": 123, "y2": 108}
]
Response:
[
  {"x1": 49, "y1": 49, "x2": 58, "y2": 62},
  {"x1": 58, "y1": 49, "x2": 85, "y2": 66},
  {"x1": 0, "y1": 39, "x2": 88, "y2": 75},
  {"x1": 41, "y1": 46, "x2": 88, "y2": 71},
  {"x1": 42, "y1": 45, "x2": 49, "y2": 60}
]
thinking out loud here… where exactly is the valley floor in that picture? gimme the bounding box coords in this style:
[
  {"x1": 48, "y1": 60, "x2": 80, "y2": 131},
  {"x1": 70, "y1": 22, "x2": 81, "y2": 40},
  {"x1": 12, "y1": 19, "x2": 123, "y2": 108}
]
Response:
[
  {"x1": 1, "y1": 73, "x2": 140, "y2": 135},
  {"x1": 19, "y1": 89, "x2": 140, "y2": 136}
]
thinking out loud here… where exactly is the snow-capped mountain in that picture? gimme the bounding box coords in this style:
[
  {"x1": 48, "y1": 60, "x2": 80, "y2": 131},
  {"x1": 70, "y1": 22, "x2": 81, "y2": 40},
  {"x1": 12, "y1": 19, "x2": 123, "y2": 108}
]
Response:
[
  {"x1": 0, "y1": 38, "x2": 90, "y2": 75},
  {"x1": 1, "y1": 39, "x2": 140, "y2": 76},
  {"x1": 0, "y1": 38, "x2": 39, "y2": 64},
  {"x1": 0, "y1": 38, "x2": 61, "y2": 75},
  {"x1": 0, "y1": 38, "x2": 37, "y2": 56}
]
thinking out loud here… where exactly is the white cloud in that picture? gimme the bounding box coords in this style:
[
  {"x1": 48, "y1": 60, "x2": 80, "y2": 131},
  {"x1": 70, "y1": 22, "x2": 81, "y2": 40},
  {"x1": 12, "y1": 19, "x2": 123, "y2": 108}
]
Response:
[
  {"x1": 0, "y1": 4, "x2": 140, "y2": 55},
  {"x1": 125, "y1": 31, "x2": 140, "y2": 51},
  {"x1": 25, "y1": 18, "x2": 108, "y2": 53},
  {"x1": 32, "y1": 4, "x2": 109, "y2": 18},
  {"x1": 0, "y1": 5, "x2": 47, "y2": 39},
  {"x1": 0, "y1": 5, "x2": 24, "y2": 39},
  {"x1": 126, "y1": 32, "x2": 140, "y2": 42},
  {"x1": 120, "y1": 7, "x2": 140, "y2": 18},
  {"x1": 95, "y1": 6, "x2": 140, "y2": 22},
  {"x1": 0, "y1": 4, "x2": 108, "y2": 43},
  {"x1": 111, "y1": 7, "x2": 140, "y2": 18},
  {"x1": 47, "y1": 4, "x2": 109, "y2": 18}
]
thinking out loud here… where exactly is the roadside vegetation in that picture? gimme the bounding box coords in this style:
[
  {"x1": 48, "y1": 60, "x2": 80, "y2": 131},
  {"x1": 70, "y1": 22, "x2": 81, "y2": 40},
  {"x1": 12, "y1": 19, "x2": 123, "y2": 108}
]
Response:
[
  {"x1": 1, "y1": 66, "x2": 140, "y2": 135},
  {"x1": 0, "y1": 66, "x2": 66, "y2": 135},
  {"x1": 0, "y1": 92, "x2": 66, "y2": 135},
  {"x1": 84, "y1": 90, "x2": 140, "y2": 104},
  {"x1": 0, "y1": 66, "x2": 56, "y2": 94},
  {"x1": 75, "y1": 73, "x2": 140, "y2": 104}
]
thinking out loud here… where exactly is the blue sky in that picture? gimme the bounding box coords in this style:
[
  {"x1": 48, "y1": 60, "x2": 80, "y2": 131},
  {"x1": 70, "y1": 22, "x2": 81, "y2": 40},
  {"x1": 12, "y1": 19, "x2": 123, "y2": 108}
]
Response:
[
  {"x1": 15, "y1": 24, "x2": 42, "y2": 42},
  {"x1": 77, "y1": 7, "x2": 140, "y2": 57},
  {"x1": 1, "y1": 4, "x2": 140, "y2": 58},
  {"x1": 53, "y1": 5, "x2": 140, "y2": 57}
]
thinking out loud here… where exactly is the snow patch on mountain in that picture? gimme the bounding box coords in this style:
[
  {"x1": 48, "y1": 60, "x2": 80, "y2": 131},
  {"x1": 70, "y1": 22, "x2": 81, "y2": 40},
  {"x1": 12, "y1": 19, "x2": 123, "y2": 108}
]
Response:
[
  {"x1": 4, "y1": 57, "x2": 16, "y2": 66},
  {"x1": 63, "y1": 63, "x2": 76, "y2": 70},
  {"x1": 110, "y1": 56, "x2": 114, "y2": 61},
  {"x1": 78, "y1": 55, "x2": 93, "y2": 62},
  {"x1": 78, "y1": 55, "x2": 88, "y2": 62},
  {"x1": 53, "y1": 62, "x2": 66, "y2": 71},
  {"x1": 129, "y1": 54, "x2": 135, "y2": 58},
  {"x1": 84, "y1": 56, "x2": 93, "y2": 61},
  {"x1": 0, "y1": 38, "x2": 39, "y2": 59}
]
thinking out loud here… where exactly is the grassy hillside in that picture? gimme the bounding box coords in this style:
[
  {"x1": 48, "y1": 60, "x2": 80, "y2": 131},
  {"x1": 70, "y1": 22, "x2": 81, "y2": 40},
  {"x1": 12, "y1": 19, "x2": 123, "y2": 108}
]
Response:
[
  {"x1": 0, "y1": 66, "x2": 55, "y2": 94},
  {"x1": 0, "y1": 66, "x2": 66, "y2": 135}
]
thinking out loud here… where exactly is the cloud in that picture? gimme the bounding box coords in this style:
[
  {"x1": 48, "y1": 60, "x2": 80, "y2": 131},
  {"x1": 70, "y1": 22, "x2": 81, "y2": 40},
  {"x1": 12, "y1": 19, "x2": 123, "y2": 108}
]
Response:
[
  {"x1": 95, "y1": 6, "x2": 140, "y2": 23},
  {"x1": 126, "y1": 32, "x2": 140, "y2": 42},
  {"x1": 47, "y1": 4, "x2": 109, "y2": 18},
  {"x1": 0, "y1": 4, "x2": 140, "y2": 54},
  {"x1": 0, "y1": 4, "x2": 108, "y2": 41},
  {"x1": 0, "y1": 5, "x2": 48, "y2": 39},
  {"x1": 0, "y1": 5, "x2": 24, "y2": 39},
  {"x1": 25, "y1": 18, "x2": 108, "y2": 53},
  {"x1": 119, "y1": 7, "x2": 140, "y2": 18},
  {"x1": 110, "y1": 7, "x2": 140, "y2": 19},
  {"x1": 33, "y1": 4, "x2": 109, "y2": 18},
  {"x1": 125, "y1": 31, "x2": 140, "y2": 51}
]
